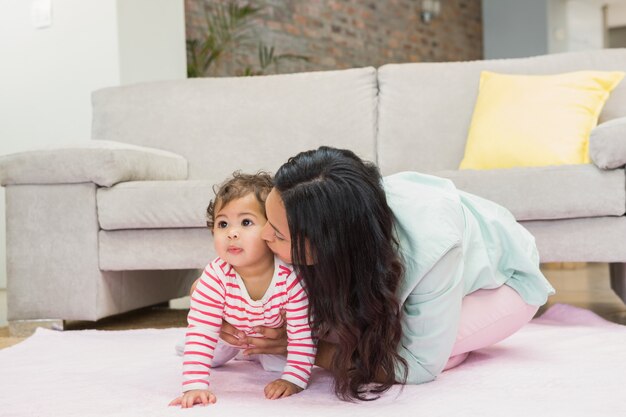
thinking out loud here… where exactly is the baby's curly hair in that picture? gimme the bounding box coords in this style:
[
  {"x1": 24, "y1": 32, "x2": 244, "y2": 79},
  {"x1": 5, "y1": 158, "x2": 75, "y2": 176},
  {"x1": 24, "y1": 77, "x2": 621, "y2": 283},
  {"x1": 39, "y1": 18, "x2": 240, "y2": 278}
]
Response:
[{"x1": 206, "y1": 171, "x2": 274, "y2": 229}]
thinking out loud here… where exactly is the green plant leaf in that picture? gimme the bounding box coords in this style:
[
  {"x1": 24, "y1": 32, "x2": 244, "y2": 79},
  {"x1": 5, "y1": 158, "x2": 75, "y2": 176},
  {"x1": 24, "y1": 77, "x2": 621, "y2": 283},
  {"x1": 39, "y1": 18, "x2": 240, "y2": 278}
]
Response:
[{"x1": 186, "y1": 1, "x2": 309, "y2": 77}]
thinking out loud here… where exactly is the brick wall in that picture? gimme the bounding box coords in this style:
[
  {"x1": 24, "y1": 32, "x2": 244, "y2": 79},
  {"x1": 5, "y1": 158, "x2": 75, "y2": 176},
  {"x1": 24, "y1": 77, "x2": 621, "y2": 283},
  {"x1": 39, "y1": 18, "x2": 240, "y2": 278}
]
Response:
[{"x1": 185, "y1": 0, "x2": 482, "y2": 76}]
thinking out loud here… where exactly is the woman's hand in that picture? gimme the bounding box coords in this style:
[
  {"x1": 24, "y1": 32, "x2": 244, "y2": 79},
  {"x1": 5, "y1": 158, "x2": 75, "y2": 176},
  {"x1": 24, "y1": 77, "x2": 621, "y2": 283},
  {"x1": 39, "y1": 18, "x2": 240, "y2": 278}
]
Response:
[
  {"x1": 169, "y1": 389, "x2": 216, "y2": 408},
  {"x1": 219, "y1": 318, "x2": 288, "y2": 356}
]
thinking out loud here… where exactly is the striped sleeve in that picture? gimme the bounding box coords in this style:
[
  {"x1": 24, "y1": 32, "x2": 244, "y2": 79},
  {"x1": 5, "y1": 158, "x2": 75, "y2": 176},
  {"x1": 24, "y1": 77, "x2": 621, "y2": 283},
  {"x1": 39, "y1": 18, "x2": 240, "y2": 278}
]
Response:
[
  {"x1": 181, "y1": 262, "x2": 226, "y2": 392},
  {"x1": 281, "y1": 272, "x2": 317, "y2": 389}
]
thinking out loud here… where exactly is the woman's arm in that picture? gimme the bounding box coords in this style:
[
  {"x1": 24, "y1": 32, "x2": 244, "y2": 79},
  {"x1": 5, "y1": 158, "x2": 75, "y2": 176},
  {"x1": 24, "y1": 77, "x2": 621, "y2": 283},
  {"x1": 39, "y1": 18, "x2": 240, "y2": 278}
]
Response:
[
  {"x1": 219, "y1": 320, "x2": 288, "y2": 354},
  {"x1": 219, "y1": 321, "x2": 337, "y2": 370}
]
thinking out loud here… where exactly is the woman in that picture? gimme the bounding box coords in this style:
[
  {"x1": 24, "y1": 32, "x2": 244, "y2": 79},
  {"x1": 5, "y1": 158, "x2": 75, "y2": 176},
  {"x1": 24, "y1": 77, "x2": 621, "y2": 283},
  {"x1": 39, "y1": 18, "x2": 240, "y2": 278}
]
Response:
[{"x1": 220, "y1": 146, "x2": 555, "y2": 401}]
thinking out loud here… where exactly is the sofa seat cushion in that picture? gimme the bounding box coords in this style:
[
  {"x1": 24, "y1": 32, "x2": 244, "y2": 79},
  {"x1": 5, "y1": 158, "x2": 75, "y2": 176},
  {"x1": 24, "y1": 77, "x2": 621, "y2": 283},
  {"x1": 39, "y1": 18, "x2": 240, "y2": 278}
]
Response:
[
  {"x1": 521, "y1": 216, "x2": 626, "y2": 262},
  {"x1": 99, "y1": 228, "x2": 214, "y2": 270},
  {"x1": 434, "y1": 164, "x2": 625, "y2": 221},
  {"x1": 97, "y1": 180, "x2": 216, "y2": 230}
]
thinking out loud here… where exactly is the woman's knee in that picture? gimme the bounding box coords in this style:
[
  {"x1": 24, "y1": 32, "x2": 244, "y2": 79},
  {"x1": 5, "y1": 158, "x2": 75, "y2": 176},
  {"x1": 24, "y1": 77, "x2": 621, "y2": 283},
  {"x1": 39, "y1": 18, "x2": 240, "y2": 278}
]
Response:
[{"x1": 450, "y1": 285, "x2": 539, "y2": 356}]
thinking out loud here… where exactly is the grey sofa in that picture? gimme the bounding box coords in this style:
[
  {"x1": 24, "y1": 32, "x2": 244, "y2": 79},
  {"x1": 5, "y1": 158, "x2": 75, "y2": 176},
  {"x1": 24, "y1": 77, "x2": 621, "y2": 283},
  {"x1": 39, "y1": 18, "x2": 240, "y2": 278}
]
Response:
[{"x1": 2, "y1": 49, "x2": 626, "y2": 334}]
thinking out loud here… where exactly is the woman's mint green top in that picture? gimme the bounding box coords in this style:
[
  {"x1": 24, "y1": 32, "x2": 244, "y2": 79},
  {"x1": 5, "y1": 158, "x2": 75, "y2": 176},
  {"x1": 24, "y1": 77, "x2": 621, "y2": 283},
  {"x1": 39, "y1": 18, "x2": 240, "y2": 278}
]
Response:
[{"x1": 383, "y1": 172, "x2": 555, "y2": 384}]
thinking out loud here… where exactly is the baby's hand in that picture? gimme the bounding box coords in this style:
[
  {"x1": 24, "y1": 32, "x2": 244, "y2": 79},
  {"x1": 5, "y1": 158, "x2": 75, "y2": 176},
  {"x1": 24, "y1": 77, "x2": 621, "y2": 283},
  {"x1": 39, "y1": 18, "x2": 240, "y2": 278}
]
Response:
[
  {"x1": 264, "y1": 378, "x2": 303, "y2": 400},
  {"x1": 169, "y1": 389, "x2": 217, "y2": 408}
]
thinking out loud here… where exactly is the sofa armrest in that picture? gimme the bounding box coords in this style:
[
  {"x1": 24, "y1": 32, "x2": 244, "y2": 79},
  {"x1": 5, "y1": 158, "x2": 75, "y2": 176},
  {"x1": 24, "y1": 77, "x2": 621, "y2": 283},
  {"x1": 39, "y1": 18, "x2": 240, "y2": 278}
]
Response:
[
  {"x1": 0, "y1": 140, "x2": 188, "y2": 187},
  {"x1": 589, "y1": 117, "x2": 626, "y2": 169}
]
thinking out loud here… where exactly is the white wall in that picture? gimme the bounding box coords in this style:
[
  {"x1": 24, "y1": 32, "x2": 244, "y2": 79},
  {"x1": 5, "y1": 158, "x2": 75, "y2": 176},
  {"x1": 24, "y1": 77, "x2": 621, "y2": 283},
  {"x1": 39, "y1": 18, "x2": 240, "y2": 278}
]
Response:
[
  {"x1": 0, "y1": 0, "x2": 186, "y2": 291},
  {"x1": 549, "y1": 0, "x2": 604, "y2": 53},
  {"x1": 567, "y1": 0, "x2": 604, "y2": 50},
  {"x1": 607, "y1": 0, "x2": 626, "y2": 28},
  {"x1": 0, "y1": 0, "x2": 120, "y2": 153},
  {"x1": 117, "y1": 0, "x2": 186, "y2": 85}
]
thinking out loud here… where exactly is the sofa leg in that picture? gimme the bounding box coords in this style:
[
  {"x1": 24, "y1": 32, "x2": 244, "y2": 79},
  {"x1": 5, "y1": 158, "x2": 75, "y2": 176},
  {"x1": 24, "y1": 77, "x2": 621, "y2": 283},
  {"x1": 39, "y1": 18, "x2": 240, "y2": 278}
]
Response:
[
  {"x1": 8, "y1": 319, "x2": 65, "y2": 337},
  {"x1": 609, "y1": 263, "x2": 626, "y2": 305}
]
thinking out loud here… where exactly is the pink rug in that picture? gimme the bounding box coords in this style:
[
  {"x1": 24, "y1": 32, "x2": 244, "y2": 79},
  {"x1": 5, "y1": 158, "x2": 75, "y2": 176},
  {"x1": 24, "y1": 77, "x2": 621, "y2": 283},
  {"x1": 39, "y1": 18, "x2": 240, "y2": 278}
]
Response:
[{"x1": 0, "y1": 304, "x2": 624, "y2": 417}]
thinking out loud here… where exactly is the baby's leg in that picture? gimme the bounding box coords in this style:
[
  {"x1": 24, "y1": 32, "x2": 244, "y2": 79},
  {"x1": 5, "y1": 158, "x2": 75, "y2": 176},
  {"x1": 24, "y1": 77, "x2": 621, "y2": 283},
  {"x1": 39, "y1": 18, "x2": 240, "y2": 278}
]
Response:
[
  {"x1": 211, "y1": 341, "x2": 241, "y2": 368},
  {"x1": 255, "y1": 354, "x2": 287, "y2": 373},
  {"x1": 443, "y1": 284, "x2": 539, "y2": 371}
]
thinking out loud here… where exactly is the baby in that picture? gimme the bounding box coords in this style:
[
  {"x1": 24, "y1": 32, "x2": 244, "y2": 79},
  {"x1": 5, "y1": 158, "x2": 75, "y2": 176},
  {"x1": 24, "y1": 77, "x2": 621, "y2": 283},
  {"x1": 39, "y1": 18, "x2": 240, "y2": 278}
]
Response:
[{"x1": 169, "y1": 172, "x2": 316, "y2": 408}]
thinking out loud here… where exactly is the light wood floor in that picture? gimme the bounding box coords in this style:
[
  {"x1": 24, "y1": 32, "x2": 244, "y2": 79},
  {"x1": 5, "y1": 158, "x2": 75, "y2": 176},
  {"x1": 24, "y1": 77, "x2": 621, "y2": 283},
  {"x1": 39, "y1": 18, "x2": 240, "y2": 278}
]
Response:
[
  {"x1": 1, "y1": 263, "x2": 625, "y2": 350},
  {"x1": 537, "y1": 262, "x2": 626, "y2": 323}
]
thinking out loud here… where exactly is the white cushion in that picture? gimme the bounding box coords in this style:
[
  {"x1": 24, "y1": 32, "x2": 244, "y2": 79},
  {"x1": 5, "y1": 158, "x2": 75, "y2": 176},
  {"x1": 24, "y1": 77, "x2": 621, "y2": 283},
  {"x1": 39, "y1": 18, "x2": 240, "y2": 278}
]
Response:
[{"x1": 97, "y1": 180, "x2": 216, "y2": 230}]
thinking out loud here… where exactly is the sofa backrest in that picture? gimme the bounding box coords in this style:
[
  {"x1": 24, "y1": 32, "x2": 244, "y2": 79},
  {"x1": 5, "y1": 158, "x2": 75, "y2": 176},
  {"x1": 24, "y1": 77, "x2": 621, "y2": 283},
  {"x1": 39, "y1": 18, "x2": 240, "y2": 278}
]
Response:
[
  {"x1": 377, "y1": 49, "x2": 626, "y2": 175},
  {"x1": 92, "y1": 67, "x2": 378, "y2": 180}
]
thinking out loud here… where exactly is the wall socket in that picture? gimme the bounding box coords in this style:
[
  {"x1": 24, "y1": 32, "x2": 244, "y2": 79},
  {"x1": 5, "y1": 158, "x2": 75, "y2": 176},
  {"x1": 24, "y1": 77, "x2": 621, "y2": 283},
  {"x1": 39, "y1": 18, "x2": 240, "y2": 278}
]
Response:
[{"x1": 31, "y1": 0, "x2": 52, "y2": 29}]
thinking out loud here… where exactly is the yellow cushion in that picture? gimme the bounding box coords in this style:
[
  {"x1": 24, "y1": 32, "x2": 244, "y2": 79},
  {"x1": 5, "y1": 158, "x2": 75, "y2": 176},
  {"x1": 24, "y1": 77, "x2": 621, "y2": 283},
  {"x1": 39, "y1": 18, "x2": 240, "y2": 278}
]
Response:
[{"x1": 459, "y1": 70, "x2": 624, "y2": 170}]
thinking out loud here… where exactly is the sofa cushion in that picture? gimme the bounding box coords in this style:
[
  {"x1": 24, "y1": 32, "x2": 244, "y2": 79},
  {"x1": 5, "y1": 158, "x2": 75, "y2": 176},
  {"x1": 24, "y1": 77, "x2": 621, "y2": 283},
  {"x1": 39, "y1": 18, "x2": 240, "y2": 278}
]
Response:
[
  {"x1": 589, "y1": 117, "x2": 626, "y2": 169},
  {"x1": 98, "y1": 165, "x2": 626, "y2": 232},
  {"x1": 522, "y1": 216, "x2": 626, "y2": 262},
  {"x1": 97, "y1": 180, "x2": 216, "y2": 230},
  {"x1": 377, "y1": 49, "x2": 626, "y2": 175},
  {"x1": 99, "y1": 228, "x2": 214, "y2": 270},
  {"x1": 92, "y1": 67, "x2": 378, "y2": 181},
  {"x1": 459, "y1": 71, "x2": 623, "y2": 170},
  {"x1": 434, "y1": 164, "x2": 625, "y2": 221}
]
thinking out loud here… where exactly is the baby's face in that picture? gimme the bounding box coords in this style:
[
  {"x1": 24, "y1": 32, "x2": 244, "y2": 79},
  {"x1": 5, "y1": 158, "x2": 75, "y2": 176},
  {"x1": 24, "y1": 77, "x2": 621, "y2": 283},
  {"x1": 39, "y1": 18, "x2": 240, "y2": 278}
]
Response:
[{"x1": 212, "y1": 193, "x2": 273, "y2": 270}]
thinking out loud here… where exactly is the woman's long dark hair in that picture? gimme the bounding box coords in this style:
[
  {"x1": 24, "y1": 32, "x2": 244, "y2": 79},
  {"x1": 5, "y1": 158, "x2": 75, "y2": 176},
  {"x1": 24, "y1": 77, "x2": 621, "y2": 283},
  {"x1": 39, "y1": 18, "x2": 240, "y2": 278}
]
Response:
[{"x1": 274, "y1": 146, "x2": 407, "y2": 401}]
